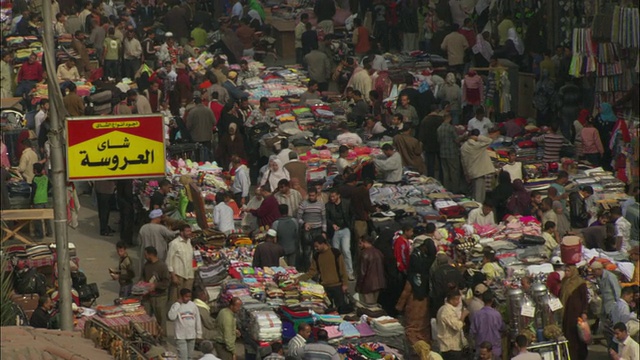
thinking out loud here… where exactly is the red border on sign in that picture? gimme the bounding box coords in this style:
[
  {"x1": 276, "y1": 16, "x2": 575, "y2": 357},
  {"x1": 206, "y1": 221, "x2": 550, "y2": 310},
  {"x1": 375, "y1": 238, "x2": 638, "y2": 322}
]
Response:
[{"x1": 66, "y1": 115, "x2": 164, "y2": 147}]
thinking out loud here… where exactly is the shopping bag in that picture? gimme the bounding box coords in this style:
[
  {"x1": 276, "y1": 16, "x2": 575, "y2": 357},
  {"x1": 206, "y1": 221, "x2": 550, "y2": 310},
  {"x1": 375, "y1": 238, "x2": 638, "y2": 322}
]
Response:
[{"x1": 577, "y1": 317, "x2": 592, "y2": 344}]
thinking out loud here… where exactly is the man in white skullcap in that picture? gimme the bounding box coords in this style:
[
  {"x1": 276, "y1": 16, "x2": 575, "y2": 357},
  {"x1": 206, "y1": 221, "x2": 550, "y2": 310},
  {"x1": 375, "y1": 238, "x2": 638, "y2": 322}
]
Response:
[
  {"x1": 252, "y1": 229, "x2": 285, "y2": 268},
  {"x1": 138, "y1": 209, "x2": 178, "y2": 275}
]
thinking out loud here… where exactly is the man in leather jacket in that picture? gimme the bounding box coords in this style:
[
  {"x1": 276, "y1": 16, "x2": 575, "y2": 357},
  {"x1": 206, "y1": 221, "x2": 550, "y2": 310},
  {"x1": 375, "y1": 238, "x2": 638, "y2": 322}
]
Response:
[{"x1": 569, "y1": 186, "x2": 594, "y2": 229}]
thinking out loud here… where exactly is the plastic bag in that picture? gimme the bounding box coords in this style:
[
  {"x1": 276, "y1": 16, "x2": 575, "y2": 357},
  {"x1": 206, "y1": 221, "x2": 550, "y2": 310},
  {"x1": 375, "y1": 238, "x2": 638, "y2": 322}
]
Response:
[{"x1": 577, "y1": 317, "x2": 592, "y2": 344}]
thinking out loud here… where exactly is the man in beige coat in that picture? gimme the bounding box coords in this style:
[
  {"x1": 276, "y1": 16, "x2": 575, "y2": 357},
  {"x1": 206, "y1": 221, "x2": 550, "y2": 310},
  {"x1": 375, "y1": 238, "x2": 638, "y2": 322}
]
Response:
[
  {"x1": 128, "y1": 90, "x2": 153, "y2": 114},
  {"x1": 441, "y1": 24, "x2": 469, "y2": 73},
  {"x1": 461, "y1": 129, "x2": 499, "y2": 203}
]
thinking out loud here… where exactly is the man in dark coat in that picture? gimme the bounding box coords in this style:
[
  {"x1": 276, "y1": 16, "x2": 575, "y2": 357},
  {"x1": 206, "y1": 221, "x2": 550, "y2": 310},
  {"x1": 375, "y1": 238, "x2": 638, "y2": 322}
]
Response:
[
  {"x1": 356, "y1": 236, "x2": 385, "y2": 305},
  {"x1": 396, "y1": 232, "x2": 437, "y2": 344},
  {"x1": 417, "y1": 105, "x2": 444, "y2": 178}
]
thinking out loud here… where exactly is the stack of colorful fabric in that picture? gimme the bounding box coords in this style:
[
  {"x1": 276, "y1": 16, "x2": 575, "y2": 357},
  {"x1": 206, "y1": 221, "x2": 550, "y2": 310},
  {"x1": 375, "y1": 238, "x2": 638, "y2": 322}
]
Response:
[
  {"x1": 96, "y1": 305, "x2": 124, "y2": 319},
  {"x1": 25, "y1": 245, "x2": 51, "y2": 259},
  {"x1": 336, "y1": 342, "x2": 401, "y2": 360},
  {"x1": 299, "y1": 281, "x2": 327, "y2": 307}
]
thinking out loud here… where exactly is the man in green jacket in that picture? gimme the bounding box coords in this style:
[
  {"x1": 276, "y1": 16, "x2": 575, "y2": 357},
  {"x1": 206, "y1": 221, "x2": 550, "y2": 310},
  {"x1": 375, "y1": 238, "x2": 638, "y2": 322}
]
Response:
[{"x1": 213, "y1": 297, "x2": 243, "y2": 360}]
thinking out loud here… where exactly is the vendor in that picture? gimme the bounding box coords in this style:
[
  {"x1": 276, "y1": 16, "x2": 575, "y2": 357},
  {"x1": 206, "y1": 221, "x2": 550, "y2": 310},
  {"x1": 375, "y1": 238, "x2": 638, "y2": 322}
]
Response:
[
  {"x1": 245, "y1": 97, "x2": 273, "y2": 128},
  {"x1": 383, "y1": 113, "x2": 405, "y2": 138},
  {"x1": 213, "y1": 297, "x2": 243, "y2": 360},
  {"x1": 467, "y1": 200, "x2": 496, "y2": 226},
  {"x1": 373, "y1": 143, "x2": 403, "y2": 183},
  {"x1": 621, "y1": 246, "x2": 639, "y2": 288},
  {"x1": 299, "y1": 79, "x2": 321, "y2": 104},
  {"x1": 480, "y1": 248, "x2": 504, "y2": 281},
  {"x1": 501, "y1": 149, "x2": 524, "y2": 182},
  {"x1": 30, "y1": 295, "x2": 54, "y2": 329},
  {"x1": 298, "y1": 236, "x2": 349, "y2": 309},
  {"x1": 541, "y1": 221, "x2": 559, "y2": 257},
  {"x1": 56, "y1": 58, "x2": 81, "y2": 82},
  {"x1": 363, "y1": 115, "x2": 386, "y2": 140},
  {"x1": 569, "y1": 185, "x2": 594, "y2": 229},
  {"x1": 336, "y1": 122, "x2": 363, "y2": 147},
  {"x1": 347, "y1": 90, "x2": 370, "y2": 125}
]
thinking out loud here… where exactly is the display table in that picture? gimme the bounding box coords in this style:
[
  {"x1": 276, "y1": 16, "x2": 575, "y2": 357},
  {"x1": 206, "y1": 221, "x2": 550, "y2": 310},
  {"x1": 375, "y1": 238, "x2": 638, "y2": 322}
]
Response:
[
  {"x1": 1, "y1": 209, "x2": 54, "y2": 244},
  {"x1": 4, "y1": 255, "x2": 79, "y2": 272},
  {"x1": 0, "y1": 97, "x2": 23, "y2": 109},
  {"x1": 75, "y1": 313, "x2": 160, "y2": 337},
  {"x1": 527, "y1": 338, "x2": 570, "y2": 359}
]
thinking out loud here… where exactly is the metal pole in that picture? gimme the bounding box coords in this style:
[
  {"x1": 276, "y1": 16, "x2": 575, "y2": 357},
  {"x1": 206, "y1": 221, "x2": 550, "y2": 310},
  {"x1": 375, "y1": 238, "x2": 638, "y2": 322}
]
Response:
[{"x1": 42, "y1": 0, "x2": 73, "y2": 331}]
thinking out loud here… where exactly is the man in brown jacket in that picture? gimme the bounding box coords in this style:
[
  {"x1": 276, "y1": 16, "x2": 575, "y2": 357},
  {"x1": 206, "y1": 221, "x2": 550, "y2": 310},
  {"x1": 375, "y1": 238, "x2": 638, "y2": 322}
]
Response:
[
  {"x1": 356, "y1": 236, "x2": 385, "y2": 305},
  {"x1": 284, "y1": 152, "x2": 308, "y2": 191},
  {"x1": 186, "y1": 96, "x2": 216, "y2": 162},
  {"x1": 71, "y1": 31, "x2": 90, "y2": 77},
  {"x1": 393, "y1": 124, "x2": 427, "y2": 175},
  {"x1": 63, "y1": 82, "x2": 85, "y2": 117},
  {"x1": 298, "y1": 236, "x2": 349, "y2": 309}
]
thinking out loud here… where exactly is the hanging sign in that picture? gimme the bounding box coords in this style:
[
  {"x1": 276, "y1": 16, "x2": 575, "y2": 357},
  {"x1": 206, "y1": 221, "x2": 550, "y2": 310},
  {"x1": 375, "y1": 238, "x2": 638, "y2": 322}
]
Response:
[{"x1": 66, "y1": 115, "x2": 165, "y2": 181}]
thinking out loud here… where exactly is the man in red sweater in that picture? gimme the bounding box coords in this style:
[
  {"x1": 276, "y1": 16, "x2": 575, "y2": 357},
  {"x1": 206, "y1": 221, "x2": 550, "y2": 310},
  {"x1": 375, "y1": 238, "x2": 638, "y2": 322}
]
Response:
[
  {"x1": 16, "y1": 53, "x2": 43, "y2": 97},
  {"x1": 394, "y1": 224, "x2": 413, "y2": 274},
  {"x1": 249, "y1": 184, "x2": 281, "y2": 229}
]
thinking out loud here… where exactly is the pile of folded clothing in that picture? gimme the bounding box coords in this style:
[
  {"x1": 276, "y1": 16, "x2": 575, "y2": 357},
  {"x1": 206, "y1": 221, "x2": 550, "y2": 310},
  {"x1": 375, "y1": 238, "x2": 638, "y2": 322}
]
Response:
[
  {"x1": 298, "y1": 282, "x2": 327, "y2": 308},
  {"x1": 96, "y1": 305, "x2": 124, "y2": 319},
  {"x1": 312, "y1": 312, "x2": 342, "y2": 325},
  {"x1": 369, "y1": 316, "x2": 404, "y2": 336},
  {"x1": 198, "y1": 257, "x2": 229, "y2": 286},
  {"x1": 25, "y1": 245, "x2": 51, "y2": 259},
  {"x1": 278, "y1": 306, "x2": 314, "y2": 330},
  {"x1": 336, "y1": 342, "x2": 402, "y2": 360},
  {"x1": 118, "y1": 298, "x2": 145, "y2": 316},
  {"x1": 249, "y1": 310, "x2": 282, "y2": 342},
  {"x1": 131, "y1": 281, "x2": 154, "y2": 296}
]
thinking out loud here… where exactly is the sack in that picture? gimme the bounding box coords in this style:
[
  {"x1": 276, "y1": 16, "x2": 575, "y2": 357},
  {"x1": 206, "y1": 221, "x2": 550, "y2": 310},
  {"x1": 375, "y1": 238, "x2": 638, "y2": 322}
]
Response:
[
  {"x1": 577, "y1": 317, "x2": 592, "y2": 344},
  {"x1": 14, "y1": 268, "x2": 47, "y2": 296},
  {"x1": 77, "y1": 283, "x2": 100, "y2": 303},
  {"x1": 338, "y1": 293, "x2": 355, "y2": 314},
  {"x1": 71, "y1": 271, "x2": 87, "y2": 288}
]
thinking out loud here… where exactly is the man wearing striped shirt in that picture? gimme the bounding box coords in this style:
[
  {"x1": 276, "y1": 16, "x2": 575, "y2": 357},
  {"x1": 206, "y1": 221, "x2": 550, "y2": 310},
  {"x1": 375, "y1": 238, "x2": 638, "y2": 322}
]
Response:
[
  {"x1": 532, "y1": 124, "x2": 569, "y2": 163},
  {"x1": 297, "y1": 187, "x2": 327, "y2": 271},
  {"x1": 299, "y1": 329, "x2": 340, "y2": 360},
  {"x1": 287, "y1": 323, "x2": 311, "y2": 359}
]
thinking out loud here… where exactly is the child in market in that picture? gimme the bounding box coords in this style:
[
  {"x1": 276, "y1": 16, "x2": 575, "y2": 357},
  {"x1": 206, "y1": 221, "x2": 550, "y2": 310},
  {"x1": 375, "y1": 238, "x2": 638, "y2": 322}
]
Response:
[
  {"x1": 225, "y1": 191, "x2": 242, "y2": 218},
  {"x1": 541, "y1": 221, "x2": 559, "y2": 257},
  {"x1": 110, "y1": 241, "x2": 135, "y2": 297},
  {"x1": 31, "y1": 163, "x2": 52, "y2": 239}
]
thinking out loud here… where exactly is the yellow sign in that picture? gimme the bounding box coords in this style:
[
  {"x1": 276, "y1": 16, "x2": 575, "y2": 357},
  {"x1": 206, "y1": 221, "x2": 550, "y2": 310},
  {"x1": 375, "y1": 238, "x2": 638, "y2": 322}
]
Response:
[{"x1": 67, "y1": 131, "x2": 165, "y2": 180}]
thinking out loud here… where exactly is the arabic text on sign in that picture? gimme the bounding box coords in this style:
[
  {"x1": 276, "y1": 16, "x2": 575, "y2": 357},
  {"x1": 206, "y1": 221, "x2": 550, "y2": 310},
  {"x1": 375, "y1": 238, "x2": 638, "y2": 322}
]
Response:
[
  {"x1": 97, "y1": 138, "x2": 131, "y2": 151},
  {"x1": 92, "y1": 121, "x2": 141, "y2": 129},
  {"x1": 80, "y1": 149, "x2": 155, "y2": 171}
]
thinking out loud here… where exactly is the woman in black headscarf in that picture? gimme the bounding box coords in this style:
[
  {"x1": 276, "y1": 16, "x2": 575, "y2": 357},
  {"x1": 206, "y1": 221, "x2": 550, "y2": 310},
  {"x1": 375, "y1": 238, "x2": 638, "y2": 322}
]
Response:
[{"x1": 489, "y1": 171, "x2": 514, "y2": 221}]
